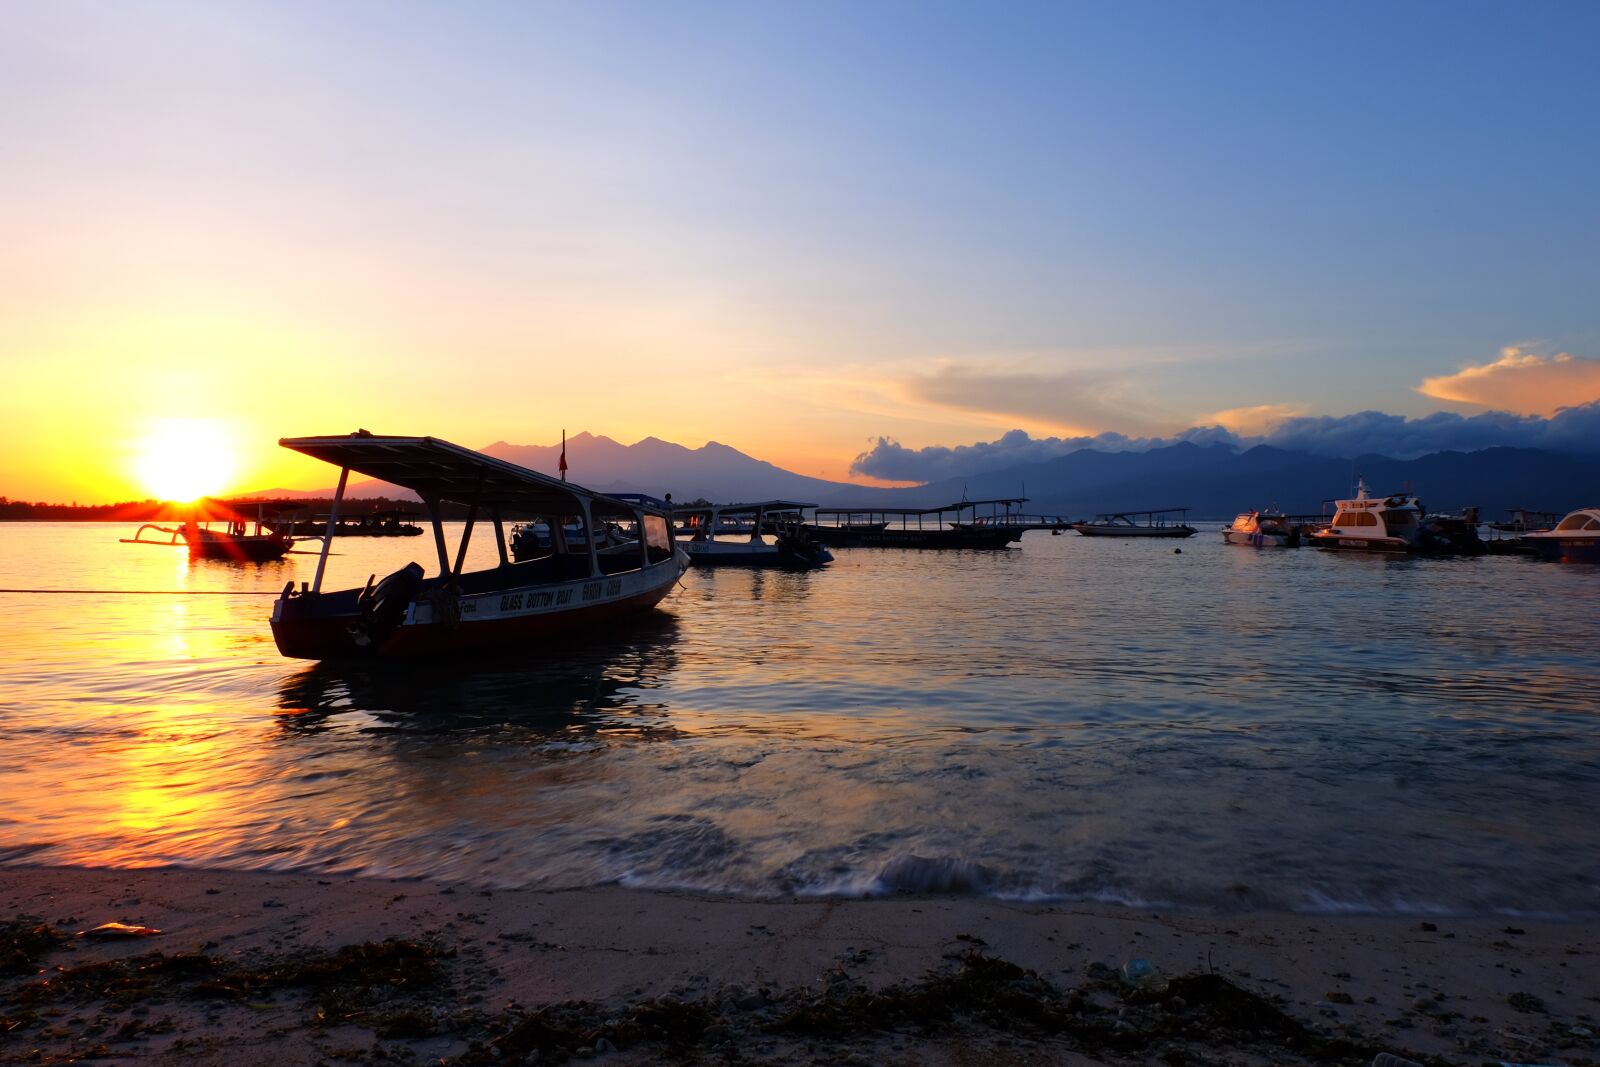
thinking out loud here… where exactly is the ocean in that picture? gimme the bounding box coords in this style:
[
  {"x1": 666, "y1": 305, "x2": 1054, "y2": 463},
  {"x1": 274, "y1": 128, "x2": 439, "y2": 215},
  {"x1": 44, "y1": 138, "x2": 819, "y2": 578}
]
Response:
[{"x1": 2, "y1": 521, "x2": 1597, "y2": 916}]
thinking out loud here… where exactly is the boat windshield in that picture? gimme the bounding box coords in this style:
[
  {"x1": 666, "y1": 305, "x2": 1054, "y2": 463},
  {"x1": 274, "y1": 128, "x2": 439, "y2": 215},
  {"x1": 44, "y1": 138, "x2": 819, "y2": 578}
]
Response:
[
  {"x1": 1555, "y1": 513, "x2": 1600, "y2": 532},
  {"x1": 641, "y1": 514, "x2": 674, "y2": 562}
]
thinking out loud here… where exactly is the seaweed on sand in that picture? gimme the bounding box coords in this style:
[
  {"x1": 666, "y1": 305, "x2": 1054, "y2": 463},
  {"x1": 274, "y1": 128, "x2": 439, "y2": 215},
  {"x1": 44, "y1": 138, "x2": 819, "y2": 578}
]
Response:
[
  {"x1": 12, "y1": 936, "x2": 448, "y2": 1016},
  {"x1": 0, "y1": 918, "x2": 68, "y2": 975}
]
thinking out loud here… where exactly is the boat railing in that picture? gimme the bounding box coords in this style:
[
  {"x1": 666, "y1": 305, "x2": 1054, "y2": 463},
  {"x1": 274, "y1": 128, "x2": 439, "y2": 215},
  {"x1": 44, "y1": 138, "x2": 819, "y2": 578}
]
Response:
[{"x1": 121, "y1": 523, "x2": 185, "y2": 546}]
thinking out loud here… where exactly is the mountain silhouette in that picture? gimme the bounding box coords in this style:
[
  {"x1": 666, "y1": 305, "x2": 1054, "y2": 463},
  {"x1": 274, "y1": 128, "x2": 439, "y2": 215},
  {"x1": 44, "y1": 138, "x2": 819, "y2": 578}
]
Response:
[{"x1": 250, "y1": 433, "x2": 1600, "y2": 519}]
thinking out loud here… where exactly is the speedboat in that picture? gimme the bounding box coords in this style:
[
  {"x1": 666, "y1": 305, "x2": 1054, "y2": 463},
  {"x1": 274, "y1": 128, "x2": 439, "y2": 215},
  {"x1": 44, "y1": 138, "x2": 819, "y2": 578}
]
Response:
[
  {"x1": 1223, "y1": 509, "x2": 1299, "y2": 547},
  {"x1": 676, "y1": 500, "x2": 833, "y2": 570},
  {"x1": 1523, "y1": 507, "x2": 1600, "y2": 563},
  {"x1": 268, "y1": 433, "x2": 689, "y2": 659},
  {"x1": 1310, "y1": 479, "x2": 1422, "y2": 552}
]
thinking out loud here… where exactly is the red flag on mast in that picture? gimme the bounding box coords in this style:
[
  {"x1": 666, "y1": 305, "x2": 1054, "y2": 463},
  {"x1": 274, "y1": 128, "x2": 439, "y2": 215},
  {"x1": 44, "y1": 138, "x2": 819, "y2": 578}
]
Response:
[{"x1": 559, "y1": 429, "x2": 568, "y2": 480}]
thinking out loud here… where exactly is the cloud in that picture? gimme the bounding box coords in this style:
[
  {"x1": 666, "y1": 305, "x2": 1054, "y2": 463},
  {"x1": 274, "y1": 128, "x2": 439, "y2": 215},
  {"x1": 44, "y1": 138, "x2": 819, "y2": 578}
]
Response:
[
  {"x1": 850, "y1": 425, "x2": 1242, "y2": 482},
  {"x1": 850, "y1": 403, "x2": 1600, "y2": 483},
  {"x1": 1263, "y1": 404, "x2": 1600, "y2": 457},
  {"x1": 901, "y1": 362, "x2": 1174, "y2": 437},
  {"x1": 1202, "y1": 403, "x2": 1309, "y2": 436},
  {"x1": 1419, "y1": 347, "x2": 1600, "y2": 415}
]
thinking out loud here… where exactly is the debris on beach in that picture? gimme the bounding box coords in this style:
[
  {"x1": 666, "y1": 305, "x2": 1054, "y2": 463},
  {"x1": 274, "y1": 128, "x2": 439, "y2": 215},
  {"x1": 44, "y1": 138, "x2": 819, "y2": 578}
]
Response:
[{"x1": 80, "y1": 921, "x2": 162, "y2": 939}]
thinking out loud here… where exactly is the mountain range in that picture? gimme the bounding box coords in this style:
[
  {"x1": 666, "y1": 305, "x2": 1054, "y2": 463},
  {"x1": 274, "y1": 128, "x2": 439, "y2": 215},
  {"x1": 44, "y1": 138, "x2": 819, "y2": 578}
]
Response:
[{"x1": 259, "y1": 432, "x2": 1600, "y2": 519}]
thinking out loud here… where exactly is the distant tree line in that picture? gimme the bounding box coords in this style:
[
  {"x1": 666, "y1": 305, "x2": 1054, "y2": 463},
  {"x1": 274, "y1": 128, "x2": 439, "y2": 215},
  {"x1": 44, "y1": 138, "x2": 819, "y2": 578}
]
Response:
[{"x1": 0, "y1": 495, "x2": 427, "y2": 521}]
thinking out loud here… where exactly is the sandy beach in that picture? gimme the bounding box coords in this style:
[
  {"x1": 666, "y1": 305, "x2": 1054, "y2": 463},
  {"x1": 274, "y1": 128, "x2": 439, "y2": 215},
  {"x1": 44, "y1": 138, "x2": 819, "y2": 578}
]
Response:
[{"x1": 2, "y1": 866, "x2": 1594, "y2": 1065}]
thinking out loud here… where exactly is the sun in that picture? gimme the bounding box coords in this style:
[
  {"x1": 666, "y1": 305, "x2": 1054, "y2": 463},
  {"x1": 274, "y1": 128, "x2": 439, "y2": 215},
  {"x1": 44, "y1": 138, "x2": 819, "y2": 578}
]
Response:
[{"x1": 134, "y1": 419, "x2": 238, "y2": 502}]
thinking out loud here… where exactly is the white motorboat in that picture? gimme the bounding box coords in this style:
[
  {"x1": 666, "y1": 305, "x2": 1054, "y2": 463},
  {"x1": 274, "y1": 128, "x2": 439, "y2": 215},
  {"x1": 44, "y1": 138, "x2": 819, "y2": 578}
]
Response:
[
  {"x1": 1223, "y1": 509, "x2": 1300, "y2": 547},
  {"x1": 1523, "y1": 506, "x2": 1600, "y2": 563},
  {"x1": 1311, "y1": 479, "x2": 1422, "y2": 552}
]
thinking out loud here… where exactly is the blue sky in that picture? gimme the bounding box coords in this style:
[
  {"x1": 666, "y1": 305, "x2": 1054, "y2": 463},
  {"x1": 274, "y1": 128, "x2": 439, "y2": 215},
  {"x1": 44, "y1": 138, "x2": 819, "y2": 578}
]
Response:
[{"x1": 2, "y1": 1, "x2": 1598, "y2": 497}]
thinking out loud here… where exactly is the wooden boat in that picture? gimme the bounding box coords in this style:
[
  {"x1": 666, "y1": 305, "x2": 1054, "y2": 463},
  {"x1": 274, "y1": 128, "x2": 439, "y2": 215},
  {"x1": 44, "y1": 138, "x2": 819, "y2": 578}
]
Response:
[
  {"x1": 676, "y1": 500, "x2": 833, "y2": 570},
  {"x1": 1072, "y1": 509, "x2": 1196, "y2": 538},
  {"x1": 278, "y1": 509, "x2": 425, "y2": 538},
  {"x1": 122, "y1": 500, "x2": 296, "y2": 561},
  {"x1": 1523, "y1": 507, "x2": 1600, "y2": 563},
  {"x1": 809, "y1": 499, "x2": 1026, "y2": 549},
  {"x1": 1223, "y1": 509, "x2": 1299, "y2": 547},
  {"x1": 269, "y1": 433, "x2": 689, "y2": 660},
  {"x1": 799, "y1": 521, "x2": 888, "y2": 548},
  {"x1": 1310, "y1": 479, "x2": 1422, "y2": 552}
]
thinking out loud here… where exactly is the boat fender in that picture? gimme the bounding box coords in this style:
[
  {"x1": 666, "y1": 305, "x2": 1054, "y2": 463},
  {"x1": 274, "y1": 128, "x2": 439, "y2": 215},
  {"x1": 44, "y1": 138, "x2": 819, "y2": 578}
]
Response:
[{"x1": 353, "y1": 562, "x2": 424, "y2": 648}]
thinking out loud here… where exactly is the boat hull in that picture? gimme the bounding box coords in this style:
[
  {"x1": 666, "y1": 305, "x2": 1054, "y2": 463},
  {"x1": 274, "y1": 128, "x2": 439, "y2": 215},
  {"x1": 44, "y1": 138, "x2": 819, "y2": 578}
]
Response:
[
  {"x1": 802, "y1": 523, "x2": 889, "y2": 548},
  {"x1": 1222, "y1": 529, "x2": 1297, "y2": 548},
  {"x1": 1524, "y1": 535, "x2": 1600, "y2": 563},
  {"x1": 1310, "y1": 533, "x2": 1413, "y2": 552},
  {"x1": 1074, "y1": 523, "x2": 1195, "y2": 538},
  {"x1": 271, "y1": 553, "x2": 688, "y2": 660},
  {"x1": 187, "y1": 534, "x2": 293, "y2": 561},
  {"x1": 851, "y1": 526, "x2": 1020, "y2": 549}
]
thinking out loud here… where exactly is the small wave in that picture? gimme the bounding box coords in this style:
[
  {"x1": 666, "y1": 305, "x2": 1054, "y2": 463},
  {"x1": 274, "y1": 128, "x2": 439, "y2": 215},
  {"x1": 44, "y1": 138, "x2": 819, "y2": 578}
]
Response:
[{"x1": 873, "y1": 854, "x2": 996, "y2": 895}]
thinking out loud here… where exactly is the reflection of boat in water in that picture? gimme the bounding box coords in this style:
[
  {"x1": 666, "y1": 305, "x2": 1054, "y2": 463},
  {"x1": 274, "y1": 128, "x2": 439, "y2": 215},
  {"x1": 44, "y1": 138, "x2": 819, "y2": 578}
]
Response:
[
  {"x1": 809, "y1": 499, "x2": 1025, "y2": 549},
  {"x1": 677, "y1": 500, "x2": 833, "y2": 570},
  {"x1": 122, "y1": 500, "x2": 296, "y2": 561},
  {"x1": 1223, "y1": 509, "x2": 1299, "y2": 547},
  {"x1": 1311, "y1": 479, "x2": 1422, "y2": 552},
  {"x1": 276, "y1": 613, "x2": 683, "y2": 732},
  {"x1": 1073, "y1": 508, "x2": 1196, "y2": 538},
  {"x1": 1523, "y1": 507, "x2": 1600, "y2": 563},
  {"x1": 269, "y1": 433, "x2": 689, "y2": 659}
]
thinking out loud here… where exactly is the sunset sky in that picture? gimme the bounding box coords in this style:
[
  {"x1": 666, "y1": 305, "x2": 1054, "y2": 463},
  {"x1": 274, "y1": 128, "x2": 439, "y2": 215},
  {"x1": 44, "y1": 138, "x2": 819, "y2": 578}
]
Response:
[{"x1": 3, "y1": 2, "x2": 1598, "y2": 503}]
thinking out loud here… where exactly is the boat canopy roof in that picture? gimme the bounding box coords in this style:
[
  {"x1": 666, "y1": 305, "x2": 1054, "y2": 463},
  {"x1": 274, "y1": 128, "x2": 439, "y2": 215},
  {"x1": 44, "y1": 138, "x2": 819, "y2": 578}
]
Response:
[
  {"x1": 1089, "y1": 507, "x2": 1190, "y2": 521},
  {"x1": 674, "y1": 499, "x2": 816, "y2": 515},
  {"x1": 816, "y1": 497, "x2": 1027, "y2": 517},
  {"x1": 279, "y1": 433, "x2": 662, "y2": 518}
]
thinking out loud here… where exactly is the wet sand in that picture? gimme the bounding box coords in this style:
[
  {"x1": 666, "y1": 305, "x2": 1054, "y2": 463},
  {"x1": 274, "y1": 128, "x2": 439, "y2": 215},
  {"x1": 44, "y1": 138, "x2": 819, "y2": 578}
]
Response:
[{"x1": 3, "y1": 865, "x2": 1595, "y2": 1065}]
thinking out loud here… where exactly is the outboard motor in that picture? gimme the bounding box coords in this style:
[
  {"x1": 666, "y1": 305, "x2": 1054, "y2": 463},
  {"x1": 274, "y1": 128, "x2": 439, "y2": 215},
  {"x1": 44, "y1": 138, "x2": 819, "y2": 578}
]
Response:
[{"x1": 352, "y1": 562, "x2": 425, "y2": 650}]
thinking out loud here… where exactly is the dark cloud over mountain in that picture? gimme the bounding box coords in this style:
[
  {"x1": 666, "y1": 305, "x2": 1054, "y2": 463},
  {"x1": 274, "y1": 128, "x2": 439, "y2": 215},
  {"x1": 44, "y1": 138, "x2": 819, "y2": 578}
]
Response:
[{"x1": 851, "y1": 404, "x2": 1600, "y2": 483}]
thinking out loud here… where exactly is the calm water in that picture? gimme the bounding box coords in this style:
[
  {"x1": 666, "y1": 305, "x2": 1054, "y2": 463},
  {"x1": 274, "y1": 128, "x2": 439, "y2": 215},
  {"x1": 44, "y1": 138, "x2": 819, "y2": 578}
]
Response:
[{"x1": 2, "y1": 522, "x2": 1598, "y2": 916}]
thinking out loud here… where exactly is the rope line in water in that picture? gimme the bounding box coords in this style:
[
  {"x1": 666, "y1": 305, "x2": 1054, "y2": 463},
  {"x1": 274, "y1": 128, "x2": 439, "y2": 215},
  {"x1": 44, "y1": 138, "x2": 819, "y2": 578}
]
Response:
[{"x1": 0, "y1": 588, "x2": 286, "y2": 596}]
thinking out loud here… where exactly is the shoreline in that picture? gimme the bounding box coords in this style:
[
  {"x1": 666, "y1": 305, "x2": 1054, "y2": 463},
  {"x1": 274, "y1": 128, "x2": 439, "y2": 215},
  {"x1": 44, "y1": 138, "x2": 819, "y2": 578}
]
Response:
[{"x1": 4, "y1": 865, "x2": 1595, "y2": 1065}]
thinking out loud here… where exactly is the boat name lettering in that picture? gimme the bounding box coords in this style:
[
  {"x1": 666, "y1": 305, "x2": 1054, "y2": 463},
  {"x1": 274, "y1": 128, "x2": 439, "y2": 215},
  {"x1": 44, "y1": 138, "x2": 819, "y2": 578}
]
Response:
[
  {"x1": 555, "y1": 589, "x2": 572, "y2": 606},
  {"x1": 605, "y1": 578, "x2": 622, "y2": 596},
  {"x1": 582, "y1": 582, "x2": 603, "y2": 602},
  {"x1": 499, "y1": 593, "x2": 524, "y2": 611}
]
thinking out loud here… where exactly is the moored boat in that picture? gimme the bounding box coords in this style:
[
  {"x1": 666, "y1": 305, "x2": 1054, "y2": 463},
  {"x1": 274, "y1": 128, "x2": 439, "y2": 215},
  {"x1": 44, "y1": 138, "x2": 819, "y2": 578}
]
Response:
[
  {"x1": 269, "y1": 433, "x2": 689, "y2": 659},
  {"x1": 1073, "y1": 508, "x2": 1196, "y2": 538},
  {"x1": 676, "y1": 500, "x2": 833, "y2": 570},
  {"x1": 122, "y1": 500, "x2": 297, "y2": 562},
  {"x1": 1310, "y1": 479, "x2": 1422, "y2": 552},
  {"x1": 810, "y1": 499, "x2": 1026, "y2": 549},
  {"x1": 1223, "y1": 509, "x2": 1300, "y2": 547},
  {"x1": 1522, "y1": 507, "x2": 1600, "y2": 563}
]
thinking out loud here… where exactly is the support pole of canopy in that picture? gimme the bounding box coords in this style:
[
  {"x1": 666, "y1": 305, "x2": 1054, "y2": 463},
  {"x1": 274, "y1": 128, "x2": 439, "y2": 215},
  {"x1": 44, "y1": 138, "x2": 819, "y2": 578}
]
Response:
[
  {"x1": 426, "y1": 496, "x2": 450, "y2": 577},
  {"x1": 579, "y1": 498, "x2": 600, "y2": 578},
  {"x1": 491, "y1": 507, "x2": 508, "y2": 566},
  {"x1": 311, "y1": 467, "x2": 348, "y2": 594},
  {"x1": 452, "y1": 473, "x2": 484, "y2": 579}
]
